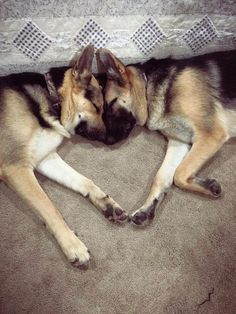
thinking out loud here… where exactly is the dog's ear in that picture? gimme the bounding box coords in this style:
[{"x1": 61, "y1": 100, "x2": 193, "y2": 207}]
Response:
[
  {"x1": 73, "y1": 45, "x2": 94, "y2": 87},
  {"x1": 96, "y1": 48, "x2": 128, "y2": 86}
]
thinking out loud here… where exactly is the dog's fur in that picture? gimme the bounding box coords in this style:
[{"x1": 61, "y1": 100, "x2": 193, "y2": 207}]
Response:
[
  {"x1": 96, "y1": 48, "x2": 236, "y2": 226},
  {"x1": 0, "y1": 45, "x2": 127, "y2": 267}
]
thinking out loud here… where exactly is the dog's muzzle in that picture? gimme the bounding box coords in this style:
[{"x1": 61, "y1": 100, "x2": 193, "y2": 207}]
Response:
[
  {"x1": 75, "y1": 120, "x2": 106, "y2": 142},
  {"x1": 103, "y1": 106, "x2": 136, "y2": 145}
]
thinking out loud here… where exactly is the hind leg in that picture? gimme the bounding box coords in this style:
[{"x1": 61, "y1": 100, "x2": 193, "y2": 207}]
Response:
[{"x1": 174, "y1": 134, "x2": 227, "y2": 196}]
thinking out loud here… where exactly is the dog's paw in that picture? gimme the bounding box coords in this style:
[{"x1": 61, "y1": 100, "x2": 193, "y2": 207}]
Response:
[
  {"x1": 206, "y1": 179, "x2": 222, "y2": 197},
  {"x1": 103, "y1": 204, "x2": 128, "y2": 223},
  {"x1": 130, "y1": 199, "x2": 158, "y2": 226},
  {"x1": 63, "y1": 233, "x2": 90, "y2": 268},
  {"x1": 130, "y1": 210, "x2": 150, "y2": 226},
  {"x1": 195, "y1": 177, "x2": 222, "y2": 198},
  {"x1": 94, "y1": 195, "x2": 128, "y2": 223}
]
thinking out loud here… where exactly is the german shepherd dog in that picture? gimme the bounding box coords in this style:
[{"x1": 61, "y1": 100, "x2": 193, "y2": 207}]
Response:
[
  {"x1": 96, "y1": 48, "x2": 236, "y2": 226},
  {"x1": 0, "y1": 45, "x2": 127, "y2": 268}
]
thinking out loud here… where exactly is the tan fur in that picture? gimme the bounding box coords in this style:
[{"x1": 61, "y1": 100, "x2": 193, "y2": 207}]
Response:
[
  {"x1": 146, "y1": 68, "x2": 175, "y2": 130},
  {"x1": 3, "y1": 165, "x2": 89, "y2": 263},
  {"x1": 173, "y1": 136, "x2": 225, "y2": 194},
  {"x1": 170, "y1": 68, "x2": 219, "y2": 133},
  {"x1": 0, "y1": 90, "x2": 38, "y2": 168},
  {"x1": 59, "y1": 69, "x2": 105, "y2": 134},
  {"x1": 126, "y1": 67, "x2": 148, "y2": 126}
]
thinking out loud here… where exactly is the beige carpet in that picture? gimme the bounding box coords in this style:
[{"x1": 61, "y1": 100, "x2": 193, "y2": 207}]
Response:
[{"x1": 0, "y1": 126, "x2": 236, "y2": 314}]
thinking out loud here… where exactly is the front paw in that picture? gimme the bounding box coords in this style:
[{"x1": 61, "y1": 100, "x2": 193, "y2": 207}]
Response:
[
  {"x1": 63, "y1": 233, "x2": 90, "y2": 269},
  {"x1": 130, "y1": 210, "x2": 150, "y2": 226},
  {"x1": 130, "y1": 199, "x2": 158, "y2": 226},
  {"x1": 70, "y1": 244, "x2": 90, "y2": 269},
  {"x1": 103, "y1": 204, "x2": 128, "y2": 223}
]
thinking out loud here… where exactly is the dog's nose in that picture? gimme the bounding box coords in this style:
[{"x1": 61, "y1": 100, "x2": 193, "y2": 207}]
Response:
[
  {"x1": 75, "y1": 120, "x2": 87, "y2": 134},
  {"x1": 96, "y1": 130, "x2": 106, "y2": 142},
  {"x1": 104, "y1": 135, "x2": 117, "y2": 145}
]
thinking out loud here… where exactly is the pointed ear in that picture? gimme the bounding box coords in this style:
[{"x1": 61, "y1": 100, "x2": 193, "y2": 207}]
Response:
[
  {"x1": 96, "y1": 48, "x2": 127, "y2": 86},
  {"x1": 72, "y1": 45, "x2": 94, "y2": 87}
]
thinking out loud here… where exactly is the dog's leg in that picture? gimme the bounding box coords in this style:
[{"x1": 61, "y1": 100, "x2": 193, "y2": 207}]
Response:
[
  {"x1": 131, "y1": 139, "x2": 190, "y2": 226},
  {"x1": 174, "y1": 135, "x2": 227, "y2": 196},
  {"x1": 3, "y1": 165, "x2": 90, "y2": 268},
  {"x1": 36, "y1": 152, "x2": 127, "y2": 222}
]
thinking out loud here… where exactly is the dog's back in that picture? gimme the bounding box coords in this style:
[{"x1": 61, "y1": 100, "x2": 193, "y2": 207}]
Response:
[
  {"x1": 143, "y1": 50, "x2": 236, "y2": 139},
  {"x1": 181, "y1": 50, "x2": 236, "y2": 102},
  {"x1": 142, "y1": 50, "x2": 236, "y2": 104}
]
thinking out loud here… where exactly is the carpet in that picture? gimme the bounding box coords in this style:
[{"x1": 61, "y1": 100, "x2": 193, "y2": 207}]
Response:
[{"x1": 0, "y1": 126, "x2": 235, "y2": 314}]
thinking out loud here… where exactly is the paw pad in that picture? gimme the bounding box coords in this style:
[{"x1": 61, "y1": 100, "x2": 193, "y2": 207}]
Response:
[
  {"x1": 103, "y1": 205, "x2": 128, "y2": 222},
  {"x1": 131, "y1": 211, "x2": 148, "y2": 225},
  {"x1": 207, "y1": 179, "x2": 221, "y2": 197},
  {"x1": 71, "y1": 258, "x2": 89, "y2": 269}
]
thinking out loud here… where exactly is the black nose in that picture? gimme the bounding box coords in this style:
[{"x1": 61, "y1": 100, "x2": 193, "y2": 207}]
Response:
[
  {"x1": 104, "y1": 135, "x2": 117, "y2": 145},
  {"x1": 75, "y1": 121, "x2": 87, "y2": 134},
  {"x1": 90, "y1": 130, "x2": 106, "y2": 142}
]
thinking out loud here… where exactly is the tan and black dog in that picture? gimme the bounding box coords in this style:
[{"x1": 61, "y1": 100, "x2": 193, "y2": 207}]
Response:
[
  {"x1": 0, "y1": 45, "x2": 127, "y2": 268},
  {"x1": 96, "y1": 48, "x2": 236, "y2": 226}
]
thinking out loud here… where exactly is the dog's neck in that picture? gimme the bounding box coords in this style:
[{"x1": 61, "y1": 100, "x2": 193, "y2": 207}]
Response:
[
  {"x1": 37, "y1": 68, "x2": 70, "y2": 138},
  {"x1": 126, "y1": 65, "x2": 148, "y2": 126},
  {"x1": 46, "y1": 65, "x2": 70, "y2": 96},
  {"x1": 44, "y1": 72, "x2": 61, "y2": 117},
  {"x1": 140, "y1": 69, "x2": 148, "y2": 86},
  {"x1": 44, "y1": 66, "x2": 70, "y2": 118}
]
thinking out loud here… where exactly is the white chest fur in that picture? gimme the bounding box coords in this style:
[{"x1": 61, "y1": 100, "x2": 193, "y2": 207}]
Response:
[{"x1": 30, "y1": 129, "x2": 64, "y2": 165}]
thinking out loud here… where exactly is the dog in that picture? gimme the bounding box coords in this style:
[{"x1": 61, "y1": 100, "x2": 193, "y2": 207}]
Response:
[
  {"x1": 0, "y1": 45, "x2": 127, "y2": 268},
  {"x1": 96, "y1": 48, "x2": 236, "y2": 226}
]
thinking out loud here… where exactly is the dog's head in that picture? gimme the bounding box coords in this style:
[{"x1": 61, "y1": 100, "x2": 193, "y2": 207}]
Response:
[
  {"x1": 58, "y1": 45, "x2": 106, "y2": 141},
  {"x1": 96, "y1": 48, "x2": 148, "y2": 144}
]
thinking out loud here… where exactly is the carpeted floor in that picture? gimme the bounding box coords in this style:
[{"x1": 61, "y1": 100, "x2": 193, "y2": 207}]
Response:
[{"x1": 0, "y1": 126, "x2": 235, "y2": 314}]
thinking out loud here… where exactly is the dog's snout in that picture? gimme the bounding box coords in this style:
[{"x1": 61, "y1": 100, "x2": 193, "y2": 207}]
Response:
[
  {"x1": 90, "y1": 130, "x2": 106, "y2": 141},
  {"x1": 104, "y1": 135, "x2": 117, "y2": 145},
  {"x1": 75, "y1": 120, "x2": 106, "y2": 142},
  {"x1": 123, "y1": 121, "x2": 132, "y2": 132},
  {"x1": 75, "y1": 120, "x2": 87, "y2": 134},
  {"x1": 103, "y1": 106, "x2": 136, "y2": 144}
]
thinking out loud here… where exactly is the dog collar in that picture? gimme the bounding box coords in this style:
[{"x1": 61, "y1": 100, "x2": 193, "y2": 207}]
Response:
[
  {"x1": 44, "y1": 72, "x2": 61, "y2": 116},
  {"x1": 141, "y1": 71, "x2": 147, "y2": 85}
]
